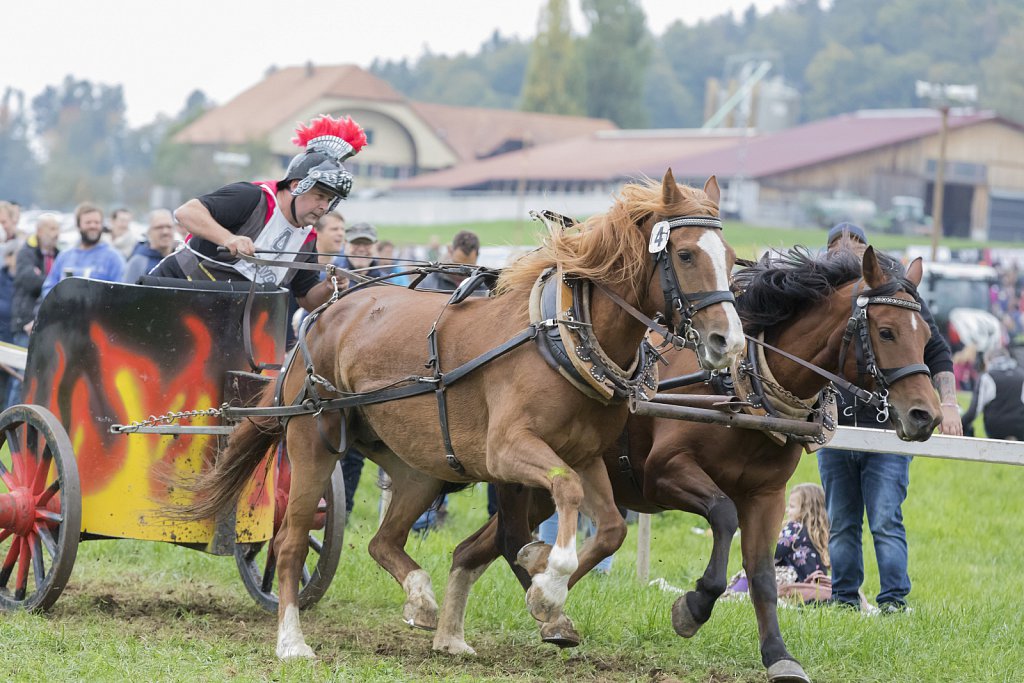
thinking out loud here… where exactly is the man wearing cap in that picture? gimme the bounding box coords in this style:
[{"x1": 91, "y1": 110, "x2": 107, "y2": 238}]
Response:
[
  {"x1": 150, "y1": 114, "x2": 367, "y2": 312},
  {"x1": 328, "y1": 220, "x2": 388, "y2": 520},
  {"x1": 819, "y1": 222, "x2": 961, "y2": 614}
]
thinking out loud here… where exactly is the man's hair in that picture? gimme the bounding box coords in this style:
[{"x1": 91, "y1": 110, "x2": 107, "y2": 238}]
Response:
[
  {"x1": 35, "y1": 213, "x2": 61, "y2": 231},
  {"x1": 111, "y1": 207, "x2": 131, "y2": 221},
  {"x1": 379, "y1": 239, "x2": 394, "y2": 249},
  {"x1": 148, "y1": 208, "x2": 174, "y2": 227},
  {"x1": 75, "y1": 202, "x2": 104, "y2": 227},
  {"x1": 315, "y1": 210, "x2": 345, "y2": 229},
  {"x1": 451, "y1": 230, "x2": 479, "y2": 255}
]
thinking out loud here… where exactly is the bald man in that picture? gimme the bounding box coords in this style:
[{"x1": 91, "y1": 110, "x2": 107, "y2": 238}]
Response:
[{"x1": 124, "y1": 209, "x2": 179, "y2": 283}]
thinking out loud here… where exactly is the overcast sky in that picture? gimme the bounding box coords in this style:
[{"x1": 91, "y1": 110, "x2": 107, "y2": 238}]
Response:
[{"x1": 2, "y1": 0, "x2": 783, "y2": 127}]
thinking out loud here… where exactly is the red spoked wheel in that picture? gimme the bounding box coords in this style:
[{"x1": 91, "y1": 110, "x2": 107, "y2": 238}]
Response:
[
  {"x1": 0, "y1": 405, "x2": 81, "y2": 612},
  {"x1": 234, "y1": 447, "x2": 345, "y2": 612}
]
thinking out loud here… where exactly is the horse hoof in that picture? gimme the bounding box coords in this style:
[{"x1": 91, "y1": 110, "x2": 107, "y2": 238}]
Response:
[
  {"x1": 671, "y1": 594, "x2": 702, "y2": 638},
  {"x1": 276, "y1": 642, "x2": 316, "y2": 660},
  {"x1": 516, "y1": 540, "x2": 552, "y2": 575},
  {"x1": 403, "y1": 608, "x2": 438, "y2": 631},
  {"x1": 540, "y1": 614, "x2": 580, "y2": 648},
  {"x1": 433, "y1": 636, "x2": 477, "y2": 656},
  {"x1": 767, "y1": 659, "x2": 811, "y2": 683}
]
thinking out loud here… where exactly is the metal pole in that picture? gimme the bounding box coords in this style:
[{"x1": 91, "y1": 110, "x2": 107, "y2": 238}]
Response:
[
  {"x1": 631, "y1": 401, "x2": 823, "y2": 437},
  {"x1": 931, "y1": 105, "x2": 950, "y2": 262},
  {"x1": 636, "y1": 513, "x2": 651, "y2": 583}
]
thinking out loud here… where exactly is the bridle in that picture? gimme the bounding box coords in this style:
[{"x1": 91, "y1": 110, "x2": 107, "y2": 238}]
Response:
[
  {"x1": 837, "y1": 283, "x2": 931, "y2": 423},
  {"x1": 650, "y1": 216, "x2": 736, "y2": 345}
]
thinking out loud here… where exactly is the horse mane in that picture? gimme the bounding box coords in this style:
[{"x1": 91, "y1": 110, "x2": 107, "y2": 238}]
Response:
[
  {"x1": 733, "y1": 240, "x2": 913, "y2": 335},
  {"x1": 495, "y1": 177, "x2": 719, "y2": 298}
]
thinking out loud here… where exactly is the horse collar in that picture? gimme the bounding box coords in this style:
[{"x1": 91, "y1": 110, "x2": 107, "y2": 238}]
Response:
[
  {"x1": 731, "y1": 335, "x2": 838, "y2": 450},
  {"x1": 529, "y1": 267, "x2": 658, "y2": 405}
]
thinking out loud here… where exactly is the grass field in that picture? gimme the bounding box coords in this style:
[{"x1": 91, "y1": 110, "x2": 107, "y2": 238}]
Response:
[
  {"x1": 2, "y1": 412, "x2": 1023, "y2": 682},
  {"x1": 3, "y1": 224, "x2": 1022, "y2": 681}
]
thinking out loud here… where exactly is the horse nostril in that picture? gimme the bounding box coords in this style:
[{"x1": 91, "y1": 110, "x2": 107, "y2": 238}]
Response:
[
  {"x1": 706, "y1": 333, "x2": 727, "y2": 355},
  {"x1": 909, "y1": 408, "x2": 934, "y2": 427}
]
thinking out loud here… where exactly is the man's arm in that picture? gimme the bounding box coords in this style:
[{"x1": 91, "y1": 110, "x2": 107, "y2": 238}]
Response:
[
  {"x1": 296, "y1": 277, "x2": 341, "y2": 312},
  {"x1": 175, "y1": 199, "x2": 255, "y2": 257},
  {"x1": 933, "y1": 370, "x2": 963, "y2": 436}
]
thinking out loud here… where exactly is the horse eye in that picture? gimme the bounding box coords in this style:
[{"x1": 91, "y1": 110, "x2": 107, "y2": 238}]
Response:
[
  {"x1": 676, "y1": 250, "x2": 693, "y2": 264},
  {"x1": 879, "y1": 328, "x2": 896, "y2": 341}
]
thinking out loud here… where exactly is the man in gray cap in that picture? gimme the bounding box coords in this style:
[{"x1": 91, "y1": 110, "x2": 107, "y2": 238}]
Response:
[
  {"x1": 333, "y1": 221, "x2": 386, "y2": 287},
  {"x1": 329, "y1": 220, "x2": 388, "y2": 521}
]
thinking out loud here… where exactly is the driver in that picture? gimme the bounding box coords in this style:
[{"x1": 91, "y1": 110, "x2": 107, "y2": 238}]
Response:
[{"x1": 150, "y1": 114, "x2": 367, "y2": 311}]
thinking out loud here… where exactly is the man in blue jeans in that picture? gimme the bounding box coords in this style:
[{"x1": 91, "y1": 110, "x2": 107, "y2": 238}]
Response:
[{"x1": 817, "y1": 223, "x2": 962, "y2": 613}]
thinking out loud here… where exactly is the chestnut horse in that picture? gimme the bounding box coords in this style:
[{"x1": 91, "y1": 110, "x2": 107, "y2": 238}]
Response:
[
  {"x1": 435, "y1": 244, "x2": 941, "y2": 682},
  {"x1": 176, "y1": 170, "x2": 745, "y2": 659}
]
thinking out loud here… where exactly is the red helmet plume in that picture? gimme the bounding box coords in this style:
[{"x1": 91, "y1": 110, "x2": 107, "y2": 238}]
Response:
[{"x1": 292, "y1": 114, "x2": 367, "y2": 159}]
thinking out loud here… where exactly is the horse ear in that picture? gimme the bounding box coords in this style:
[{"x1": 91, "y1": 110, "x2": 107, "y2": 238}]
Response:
[
  {"x1": 905, "y1": 257, "x2": 924, "y2": 287},
  {"x1": 662, "y1": 168, "x2": 682, "y2": 207},
  {"x1": 861, "y1": 245, "x2": 885, "y2": 288},
  {"x1": 703, "y1": 175, "x2": 721, "y2": 206}
]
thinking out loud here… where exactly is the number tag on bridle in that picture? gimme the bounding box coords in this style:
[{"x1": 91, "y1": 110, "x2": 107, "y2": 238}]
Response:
[{"x1": 649, "y1": 221, "x2": 671, "y2": 253}]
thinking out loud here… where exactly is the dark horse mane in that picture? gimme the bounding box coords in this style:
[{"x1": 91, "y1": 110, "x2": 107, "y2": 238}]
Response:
[{"x1": 733, "y1": 244, "x2": 917, "y2": 336}]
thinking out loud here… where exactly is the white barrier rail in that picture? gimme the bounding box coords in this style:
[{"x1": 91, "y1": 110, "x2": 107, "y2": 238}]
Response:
[
  {"x1": 827, "y1": 426, "x2": 1024, "y2": 467},
  {"x1": 0, "y1": 342, "x2": 27, "y2": 373},
  {"x1": 635, "y1": 427, "x2": 1024, "y2": 581}
]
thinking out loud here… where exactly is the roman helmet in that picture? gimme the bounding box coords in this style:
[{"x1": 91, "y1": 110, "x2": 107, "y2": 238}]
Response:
[{"x1": 282, "y1": 114, "x2": 368, "y2": 212}]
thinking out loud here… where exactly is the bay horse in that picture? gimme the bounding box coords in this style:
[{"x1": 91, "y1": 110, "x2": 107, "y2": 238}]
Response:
[
  {"x1": 176, "y1": 170, "x2": 746, "y2": 659},
  {"x1": 434, "y1": 242, "x2": 941, "y2": 682}
]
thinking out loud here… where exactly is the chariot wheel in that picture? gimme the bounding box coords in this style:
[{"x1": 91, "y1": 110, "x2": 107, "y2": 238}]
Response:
[
  {"x1": 235, "y1": 456, "x2": 345, "y2": 612},
  {"x1": 0, "y1": 405, "x2": 81, "y2": 612}
]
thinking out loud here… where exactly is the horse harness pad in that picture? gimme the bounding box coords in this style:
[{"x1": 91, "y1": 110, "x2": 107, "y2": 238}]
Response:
[
  {"x1": 530, "y1": 267, "x2": 659, "y2": 405},
  {"x1": 731, "y1": 335, "x2": 838, "y2": 451}
]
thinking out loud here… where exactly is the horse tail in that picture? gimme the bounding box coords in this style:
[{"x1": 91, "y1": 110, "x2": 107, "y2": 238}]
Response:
[{"x1": 168, "y1": 381, "x2": 283, "y2": 522}]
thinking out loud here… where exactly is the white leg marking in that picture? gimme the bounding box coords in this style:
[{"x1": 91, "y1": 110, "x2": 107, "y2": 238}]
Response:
[
  {"x1": 530, "y1": 539, "x2": 577, "y2": 613},
  {"x1": 434, "y1": 564, "x2": 490, "y2": 656},
  {"x1": 402, "y1": 568, "x2": 439, "y2": 628},
  {"x1": 276, "y1": 604, "x2": 315, "y2": 660}
]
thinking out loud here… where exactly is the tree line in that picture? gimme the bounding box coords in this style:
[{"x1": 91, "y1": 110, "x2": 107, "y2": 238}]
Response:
[
  {"x1": 3, "y1": 0, "x2": 1022, "y2": 210},
  {"x1": 372, "y1": 0, "x2": 1024, "y2": 129}
]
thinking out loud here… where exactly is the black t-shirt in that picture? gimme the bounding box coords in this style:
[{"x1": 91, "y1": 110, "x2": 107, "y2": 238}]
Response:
[{"x1": 193, "y1": 182, "x2": 319, "y2": 298}]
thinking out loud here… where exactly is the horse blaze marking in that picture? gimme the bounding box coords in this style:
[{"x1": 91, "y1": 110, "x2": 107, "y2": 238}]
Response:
[{"x1": 547, "y1": 467, "x2": 568, "y2": 480}]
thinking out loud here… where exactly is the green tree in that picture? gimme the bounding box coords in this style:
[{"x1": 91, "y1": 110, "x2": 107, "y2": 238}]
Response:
[
  {"x1": 520, "y1": 0, "x2": 585, "y2": 116},
  {"x1": 580, "y1": 0, "x2": 651, "y2": 127},
  {"x1": 0, "y1": 88, "x2": 41, "y2": 206},
  {"x1": 31, "y1": 76, "x2": 128, "y2": 208},
  {"x1": 983, "y1": 23, "x2": 1024, "y2": 123}
]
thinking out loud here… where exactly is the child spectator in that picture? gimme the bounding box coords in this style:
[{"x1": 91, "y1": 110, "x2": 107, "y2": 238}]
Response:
[{"x1": 726, "y1": 483, "x2": 832, "y2": 604}]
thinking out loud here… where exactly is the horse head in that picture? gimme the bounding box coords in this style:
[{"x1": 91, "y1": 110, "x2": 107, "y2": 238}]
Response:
[
  {"x1": 857, "y1": 247, "x2": 942, "y2": 441},
  {"x1": 642, "y1": 169, "x2": 744, "y2": 370}
]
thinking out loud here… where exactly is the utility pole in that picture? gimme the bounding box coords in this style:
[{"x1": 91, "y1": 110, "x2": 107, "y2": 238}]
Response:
[
  {"x1": 915, "y1": 81, "x2": 978, "y2": 261},
  {"x1": 931, "y1": 105, "x2": 949, "y2": 262}
]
